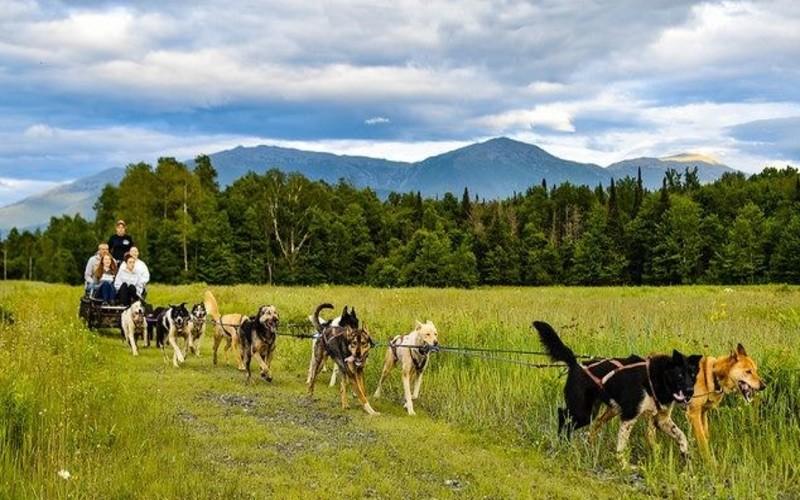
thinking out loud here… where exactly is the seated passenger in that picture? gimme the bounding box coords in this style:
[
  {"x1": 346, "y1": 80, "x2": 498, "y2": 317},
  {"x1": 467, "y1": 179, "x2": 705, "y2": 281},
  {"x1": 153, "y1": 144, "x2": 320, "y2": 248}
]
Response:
[
  {"x1": 84, "y1": 243, "x2": 110, "y2": 296},
  {"x1": 114, "y1": 254, "x2": 143, "y2": 306},
  {"x1": 128, "y1": 247, "x2": 149, "y2": 296},
  {"x1": 93, "y1": 254, "x2": 117, "y2": 303}
]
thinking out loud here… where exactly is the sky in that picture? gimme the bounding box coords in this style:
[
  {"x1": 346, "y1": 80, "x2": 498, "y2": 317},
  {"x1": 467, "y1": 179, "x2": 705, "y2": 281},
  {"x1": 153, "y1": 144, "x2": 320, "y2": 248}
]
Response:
[{"x1": 1, "y1": 0, "x2": 799, "y2": 205}]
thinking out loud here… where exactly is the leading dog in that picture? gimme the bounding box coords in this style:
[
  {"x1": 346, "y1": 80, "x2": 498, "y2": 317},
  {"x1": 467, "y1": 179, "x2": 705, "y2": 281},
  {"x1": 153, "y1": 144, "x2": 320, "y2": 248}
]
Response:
[
  {"x1": 534, "y1": 321, "x2": 701, "y2": 466},
  {"x1": 307, "y1": 307, "x2": 378, "y2": 416},
  {"x1": 238, "y1": 305, "x2": 279, "y2": 383},
  {"x1": 373, "y1": 320, "x2": 439, "y2": 415},
  {"x1": 120, "y1": 300, "x2": 146, "y2": 356},
  {"x1": 687, "y1": 344, "x2": 766, "y2": 460}
]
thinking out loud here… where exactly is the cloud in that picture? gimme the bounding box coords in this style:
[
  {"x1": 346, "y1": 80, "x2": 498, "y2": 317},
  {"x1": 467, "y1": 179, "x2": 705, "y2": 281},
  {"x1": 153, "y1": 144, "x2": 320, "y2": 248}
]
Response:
[
  {"x1": 0, "y1": 176, "x2": 65, "y2": 206},
  {"x1": 0, "y1": 0, "x2": 799, "y2": 189},
  {"x1": 365, "y1": 116, "x2": 390, "y2": 125}
]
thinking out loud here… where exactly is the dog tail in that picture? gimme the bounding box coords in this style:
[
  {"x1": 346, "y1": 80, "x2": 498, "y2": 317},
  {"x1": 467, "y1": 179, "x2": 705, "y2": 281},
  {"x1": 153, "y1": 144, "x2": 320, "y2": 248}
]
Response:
[
  {"x1": 533, "y1": 321, "x2": 578, "y2": 367},
  {"x1": 311, "y1": 303, "x2": 334, "y2": 333},
  {"x1": 204, "y1": 290, "x2": 220, "y2": 322}
]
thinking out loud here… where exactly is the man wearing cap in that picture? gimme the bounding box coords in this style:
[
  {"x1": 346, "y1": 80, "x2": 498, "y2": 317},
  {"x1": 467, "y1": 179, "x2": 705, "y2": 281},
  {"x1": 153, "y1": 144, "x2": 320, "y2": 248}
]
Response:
[{"x1": 108, "y1": 220, "x2": 134, "y2": 264}]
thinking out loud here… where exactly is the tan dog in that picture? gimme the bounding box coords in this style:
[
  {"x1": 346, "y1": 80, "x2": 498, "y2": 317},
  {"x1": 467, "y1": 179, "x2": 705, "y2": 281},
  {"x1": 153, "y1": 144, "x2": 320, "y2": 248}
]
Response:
[
  {"x1": 120, "y1": 300, "x2": 146, "y2": 356},
  {"x1": 204, "y1": 290, "x2": 246, "y2": 368},
  {"x1": 687, "y1": 344, "x2": 766, "y2": 460},
  {"x1": 373, "y1": 321, "x2": 439, "y2": 416}
]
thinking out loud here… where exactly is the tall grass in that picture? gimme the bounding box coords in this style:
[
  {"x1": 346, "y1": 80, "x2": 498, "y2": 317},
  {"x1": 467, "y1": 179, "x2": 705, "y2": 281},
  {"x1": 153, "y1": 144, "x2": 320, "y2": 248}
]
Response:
[
  {"x1": 2, "y1": 282, "x2": 798, "y2": 498},
  {"x1": 193, "y1": 284, "x2": 800, "y2": 498}
]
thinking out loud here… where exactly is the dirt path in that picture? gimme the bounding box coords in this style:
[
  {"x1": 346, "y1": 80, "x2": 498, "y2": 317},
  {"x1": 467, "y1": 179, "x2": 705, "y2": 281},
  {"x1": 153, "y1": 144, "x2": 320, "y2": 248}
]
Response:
[{"x1": 101, "y1": 333, "x2": 638, "y2": 499}]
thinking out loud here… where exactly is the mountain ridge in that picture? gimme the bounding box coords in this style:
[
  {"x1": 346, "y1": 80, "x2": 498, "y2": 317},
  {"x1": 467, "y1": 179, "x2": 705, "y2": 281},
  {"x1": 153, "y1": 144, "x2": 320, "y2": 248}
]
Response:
[{"x1": 0, "y1": 137, "x2": 735, "y2": 231}]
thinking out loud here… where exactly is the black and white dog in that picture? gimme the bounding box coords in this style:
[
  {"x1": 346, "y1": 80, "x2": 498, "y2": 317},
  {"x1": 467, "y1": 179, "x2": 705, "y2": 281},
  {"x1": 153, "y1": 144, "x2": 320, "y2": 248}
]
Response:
[
  {"x1": 305, "y1": 304, "x2": 359, "y2": 386},
  {"x1": 534, "y1": 321, "x2": 701, "y2": 466},
  {"x1": 187, "y1": 303, "x2": 207, "y2": 357},
  {"x1": 155, "y1": 303, "x2": 192, "y2": 368}
]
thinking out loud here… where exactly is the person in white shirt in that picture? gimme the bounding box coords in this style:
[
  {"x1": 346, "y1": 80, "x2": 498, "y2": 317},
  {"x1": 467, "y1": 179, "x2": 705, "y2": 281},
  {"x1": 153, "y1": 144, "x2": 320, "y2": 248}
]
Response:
[
  {"x1": 129, "y1": 247, "x2": 150, "y2": 294},
  {"x1": 114, "y1": 254, "x2": 142, "y2": 306},
  {"x1": 84, "y1": 243, "x2": 110, "y2": 295}
]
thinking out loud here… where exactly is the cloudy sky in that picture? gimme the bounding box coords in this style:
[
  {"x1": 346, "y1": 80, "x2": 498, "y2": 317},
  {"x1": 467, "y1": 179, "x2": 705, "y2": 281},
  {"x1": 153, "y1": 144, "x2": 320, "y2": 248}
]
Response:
[{"x1": 1, "y1": 0, "x2": 799, "y2": 205}]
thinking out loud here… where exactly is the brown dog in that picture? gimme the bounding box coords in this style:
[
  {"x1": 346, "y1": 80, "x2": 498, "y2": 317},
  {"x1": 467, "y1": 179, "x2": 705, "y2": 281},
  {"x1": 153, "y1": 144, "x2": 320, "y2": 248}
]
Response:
[
  {"x1": 204, "y1": 290, "x2": 247, "y2": 368},
  {"x1": 238, "y1": 305, "x2": 279, "y2": 383},
  {"x1": 687, "y1": 344, "x2": 766, "y2": 460},
  {"x1": 307, "y1": 324, "x2": 379, "y2": 416}
]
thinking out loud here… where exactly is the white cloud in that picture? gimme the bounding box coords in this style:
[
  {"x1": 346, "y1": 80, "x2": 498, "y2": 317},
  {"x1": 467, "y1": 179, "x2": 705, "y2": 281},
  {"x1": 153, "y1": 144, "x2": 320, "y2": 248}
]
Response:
[
  {"x1": 365, "y1": 116, "x2": 390, "y2": 125},
  {"x1": 0, "y1": 177, "x2": 65, "y2": 206},
  {"x1": 1, "y1": 0, "x2": 799, "y2": 183}
]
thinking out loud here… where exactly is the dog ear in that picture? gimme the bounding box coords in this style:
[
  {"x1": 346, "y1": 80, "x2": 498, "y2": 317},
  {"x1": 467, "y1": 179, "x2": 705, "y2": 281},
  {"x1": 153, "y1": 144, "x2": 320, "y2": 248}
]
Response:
[
  {"x1": 736, "y1": 343, "x2": 748, "y2": 357},
  {"x1": 415, "y1": 320, "x2": 423, "y2": 330},
  {"x1": 688, "y1": 354, "x2": 703, "y2": 368},
  {"x1": 672, "y1": 349, "x2": 685, "y2": 362}
]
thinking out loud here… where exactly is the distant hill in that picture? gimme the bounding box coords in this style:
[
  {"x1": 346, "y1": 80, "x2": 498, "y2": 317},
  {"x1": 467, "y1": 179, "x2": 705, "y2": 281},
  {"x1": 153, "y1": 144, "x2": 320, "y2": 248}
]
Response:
[
  {"x1": 399, "y1": 137, "x2": 608, "y2": 198},
  {"x1": 0, "y1": 168, "x2": 124, "y2": 232},
  {"x1": 0, "y1": 138, "x2": 737, "y2": 231},
  {"x1": 607, "y1": 154, "x2": 735, "y2": 187},
  {"x1": 202, "y1": 144, "x2": 411, "y2": 191}
]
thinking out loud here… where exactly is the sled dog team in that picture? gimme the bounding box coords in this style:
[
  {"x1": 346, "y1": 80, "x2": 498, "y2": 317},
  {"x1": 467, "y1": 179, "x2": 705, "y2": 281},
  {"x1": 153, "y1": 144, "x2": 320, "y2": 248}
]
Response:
[{"x1": 118, "y1": 291, "x2": 765, "y2": 465}]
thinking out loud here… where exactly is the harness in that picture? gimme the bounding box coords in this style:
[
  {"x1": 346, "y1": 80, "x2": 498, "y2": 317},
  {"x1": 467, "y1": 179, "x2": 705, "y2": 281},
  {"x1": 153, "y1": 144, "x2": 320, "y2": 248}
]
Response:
[
  {"x1": 584, "y1": 357, "x2": 664, "y2": 411},
  {"x1": 390, "y1": 336, "x2": 430, "y2": 372}
]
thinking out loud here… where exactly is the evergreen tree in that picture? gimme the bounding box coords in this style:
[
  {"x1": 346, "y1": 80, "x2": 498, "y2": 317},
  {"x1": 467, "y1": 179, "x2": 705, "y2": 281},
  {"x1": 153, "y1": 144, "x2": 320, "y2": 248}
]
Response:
[
  {"x1": 633, "y1": 167, "x2": 643, "y2": 215},
  {"x1": 571, "y1": 207, "x2": 625, "y2": 285},
  {"x1": 710, "y1": 202, "x2": 767, "y2": 283},
  {"x1": 460, "y1": 187, "x2": 471, "y2": 223},
  {"x1": 769, "y1": 214, "x2": 800, "y2": 283},
  {"x1": 650, "y1": 196, "x2": 702, "y2": 284}
]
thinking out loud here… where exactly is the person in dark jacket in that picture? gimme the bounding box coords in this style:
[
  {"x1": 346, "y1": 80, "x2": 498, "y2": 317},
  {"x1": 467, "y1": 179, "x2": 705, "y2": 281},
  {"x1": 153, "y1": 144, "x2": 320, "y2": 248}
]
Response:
[{"x1": 108, "y1": 220, "x2": 134, "y2": 264}]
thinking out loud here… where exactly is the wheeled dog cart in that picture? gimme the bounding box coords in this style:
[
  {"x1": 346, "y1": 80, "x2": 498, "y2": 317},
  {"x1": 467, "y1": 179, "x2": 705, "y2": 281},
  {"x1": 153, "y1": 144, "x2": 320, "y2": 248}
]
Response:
[{"x1": 79, "y1": 296, "x2": 125, "y2": 329}]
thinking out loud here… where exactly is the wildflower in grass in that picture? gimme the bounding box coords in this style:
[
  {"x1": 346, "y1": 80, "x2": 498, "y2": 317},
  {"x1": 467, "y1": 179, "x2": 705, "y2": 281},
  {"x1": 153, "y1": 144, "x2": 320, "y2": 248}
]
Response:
[{"x1": 57, "y1": 469, "x2": 71, "y2": 480}]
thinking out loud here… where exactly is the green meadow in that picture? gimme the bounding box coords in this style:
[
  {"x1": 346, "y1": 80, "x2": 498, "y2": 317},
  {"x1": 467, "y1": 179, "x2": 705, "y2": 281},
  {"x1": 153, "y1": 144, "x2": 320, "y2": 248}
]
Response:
[{"x1": 1, "y1": 282, "x2": 798, "y2": 499}]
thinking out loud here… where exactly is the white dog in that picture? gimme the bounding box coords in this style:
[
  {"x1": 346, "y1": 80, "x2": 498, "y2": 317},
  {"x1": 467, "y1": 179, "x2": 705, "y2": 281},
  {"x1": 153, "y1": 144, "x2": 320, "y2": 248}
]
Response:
[
  {"x1": 120, "y1": 300, "x2": 146, "y2": 356},
  {"x1": 373, "y1": 321, "x2": 439, "y2": 416}
]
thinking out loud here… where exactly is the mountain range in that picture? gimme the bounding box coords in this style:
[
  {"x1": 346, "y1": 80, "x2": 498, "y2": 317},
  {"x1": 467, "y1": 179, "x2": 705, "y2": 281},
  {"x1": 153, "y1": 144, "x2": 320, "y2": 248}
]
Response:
[{"x1": 0, "y1": 137, "x2": 735, "y2": 232}]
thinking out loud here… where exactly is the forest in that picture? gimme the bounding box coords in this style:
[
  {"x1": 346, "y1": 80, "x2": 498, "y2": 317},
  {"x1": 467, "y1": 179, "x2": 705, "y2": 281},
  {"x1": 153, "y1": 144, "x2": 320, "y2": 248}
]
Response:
[{"x1": 2, "y1": 155, "x2": 799, "y2": 287}]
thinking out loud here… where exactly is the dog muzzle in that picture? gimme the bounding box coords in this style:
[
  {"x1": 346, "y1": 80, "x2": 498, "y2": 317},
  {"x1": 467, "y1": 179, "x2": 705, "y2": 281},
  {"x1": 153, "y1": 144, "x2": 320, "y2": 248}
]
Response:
[
  {"x1": 344, "y1": 355, "x2": 364, "y2": 367},
  {"x1": 419, "y1": 343, "x2": 440, "y2": 355},
  {"x1": 672, "y1": 390, "x2": 691, "y2": 405}
]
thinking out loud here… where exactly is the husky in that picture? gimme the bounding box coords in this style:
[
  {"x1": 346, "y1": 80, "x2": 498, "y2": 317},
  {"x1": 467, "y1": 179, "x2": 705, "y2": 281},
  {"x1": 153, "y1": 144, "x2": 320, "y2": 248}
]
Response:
[
  {"x1": 155, "y1": 303, "x2": 192, "y2": 368},
  {"x1": 305, "y1": 304, "x2": 359, "y2": 386},
  {"x1": 534, "y1": 321, "x2": 701, "y2": 466},
  {"x1": 307, "y1": 320, "x2": 378, "y2": 416}
]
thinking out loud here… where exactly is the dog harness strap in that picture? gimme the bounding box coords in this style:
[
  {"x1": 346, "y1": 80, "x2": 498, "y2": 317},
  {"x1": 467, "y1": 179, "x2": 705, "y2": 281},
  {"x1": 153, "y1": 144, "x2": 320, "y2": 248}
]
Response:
[
  {"x1": 390, "y1": 337, "x2": 401, "y2": 362},
  {"x1": 599, "y1": 361, "x2": 647, "y2": 385},
  {"x1": 644, "y1": 358, "x2": 662, "y2": 411}
]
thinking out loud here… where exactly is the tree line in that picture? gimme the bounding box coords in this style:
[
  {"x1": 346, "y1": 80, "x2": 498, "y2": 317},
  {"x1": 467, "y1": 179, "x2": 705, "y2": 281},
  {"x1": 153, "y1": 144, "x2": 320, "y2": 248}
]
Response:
[{"x1": 2, "y1": 155, "x2": 800, "y2": 287}]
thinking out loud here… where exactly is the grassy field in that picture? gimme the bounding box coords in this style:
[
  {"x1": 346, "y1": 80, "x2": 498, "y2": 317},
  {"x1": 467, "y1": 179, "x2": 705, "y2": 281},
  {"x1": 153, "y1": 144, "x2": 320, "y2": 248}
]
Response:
[{"x1": 1, "y1": 282, "x2": 799, "y2": 499}]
